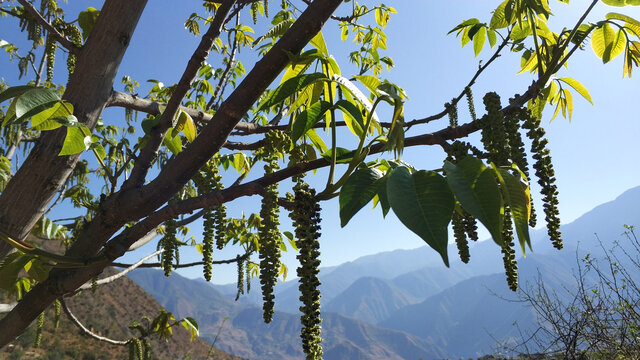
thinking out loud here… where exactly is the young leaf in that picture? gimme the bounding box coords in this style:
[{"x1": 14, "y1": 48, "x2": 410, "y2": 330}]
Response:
[
  {"x1": 258, "y1": 73, "x2": 328, "y2": 110},
  {"x1": 387, "y1": 167, "x2": 454, "y2": 267},
  {"x1": 291, "y1": 100, "x2": 332, "y2": 143},
  {"x1": 443, "y1": 157, "x2": 503, "y2": 245},
  {"x1": 339, "y1": 168, "x2": 384, "y2": 227},
  {"x1": 334, "y1": 99, "x2": 365, "y2": 138},
  {"x1": 59, "y1": 126, "x2": 91, "y2": 156},
  {"x1": 163, "y1": 132, "x2": 182, "y2": 154},
  {"x1": 473, "y1": 26, "x2": 487, "y2": 56},
  {"x1": 558, "y1": 77, "x2": 593, "y2": 104}
]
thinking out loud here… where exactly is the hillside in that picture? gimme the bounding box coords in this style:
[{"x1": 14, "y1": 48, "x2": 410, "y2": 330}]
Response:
[{"x1": 0, "y1": 268, "x2": 239, "y2": 360}]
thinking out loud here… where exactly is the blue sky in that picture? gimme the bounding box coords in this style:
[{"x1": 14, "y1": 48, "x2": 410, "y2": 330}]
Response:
[{"x1": 1, "y1": 1, "x2": 638, "y2": 284}]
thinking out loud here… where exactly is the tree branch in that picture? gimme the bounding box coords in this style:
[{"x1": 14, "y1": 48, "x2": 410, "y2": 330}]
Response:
[
  {"x1": 123, "y1": 0, "x2": 237, "y2": 189},
  {"x1": 112, "y1": 251, "x2": 250, "y2": 269},
  {"x1": 16, "y1": 0, "x2": 79, "y2": 55},
  {"x1": 60, "y1": 298, "x2": 130, "y2": 346}
]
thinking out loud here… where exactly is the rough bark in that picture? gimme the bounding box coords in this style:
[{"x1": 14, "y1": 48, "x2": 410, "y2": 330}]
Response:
[
  {"x1": 0, "y1": 0, "x2": 343, "y2": 348},
  {"x1": 0, "y1": 0, "x2": 148, "y2": 259}
]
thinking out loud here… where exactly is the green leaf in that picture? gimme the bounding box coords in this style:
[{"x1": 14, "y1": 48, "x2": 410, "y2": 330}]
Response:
[
  {"x1": 0, "y1": 85, "x2": 35, "y2": 104},
  {"x1": 592, "y1": 23, "x2": 623, "y2": 63},
  {"x1": 339, "y1": 168, "x2": 384, "y2": 227},
  {"x1": 163, "y1": 132, "x2": 182, "y2": 154},
  {"x1": 291, "y1": 100, "x2": 332, "y2": 143},
  {"x1": 387, "y1": 167, "x2": 454, "y2": 266},
  {"x1": 492, "y1": 165, "x2": 532, "y2": 254},
  {"x1": 259, "y1": 73, "x2": 328, "y2": 110},
  {"x1": 473, "y1": 26, "x2": 487, "y2": 56},
  {"x1": 353, "y1": 75, "x2": 382, "y2": 95},
  {"x1": 283, "y1": 231, "x2": 298, "y2": 251},
  {"x1": 601, "y1": 0, "x2": 640, "y2": 6},
  {"x1": 59, "y1": 126, "x2": 91, "y2": 156},
  {"x1": 309, "y1": 31, "x2": 328, "y2": 56},
  {"x1": 558, "y1": 77, "x2": 593, "y2": 104},
  {"x1": 443, "y1": 157, "x2": 504, "y2": 245},
  {"x1": 180, "y1": 317, "x2": 199, "y2": 341},
  {"x1": 334, "y1": 99, "x2": 365, "y2": 137},
  {"x1": 30, "y1": 101, "x2": 71, "y2": 128},
  {"x1": 173, "y1": 110, "x2": 196, "y2": 142},
  {"x1": 490, "y1": 0, "x2": 511, "y2": 29},
  {"x1": 321, "y1": 147, "x2": 354, "y2": 164},
  {"x1": 78, "y1": 7, "x2": 100, "y2": 41},
  {"x1": 0, "y1": 252, "x2": 32, "y2": 291},
  {"x1": 14, "y1": 88, "x2": 61, "y2": 125}
]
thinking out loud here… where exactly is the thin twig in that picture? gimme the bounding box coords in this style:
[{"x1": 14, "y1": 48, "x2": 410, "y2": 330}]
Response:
[{"x1": 60, "y1": 298, "x2": 130, "y2": 345}]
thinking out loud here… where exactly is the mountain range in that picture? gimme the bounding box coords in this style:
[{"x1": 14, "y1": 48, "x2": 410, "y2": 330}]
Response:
[{"x1": 129, "y1": 186, "x2": 640, "y2": 359}]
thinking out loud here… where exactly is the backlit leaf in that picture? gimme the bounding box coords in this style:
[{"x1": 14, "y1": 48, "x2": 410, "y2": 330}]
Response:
[
  {"x1": 443, "y1": 157, "x2": 503, "y2": 245},
  {"x1": 339, "y1": 168, "x2": 384, "y2": 227},
  {"x1": 387, "y1": 167, "x2": 454, "y2": 266}
]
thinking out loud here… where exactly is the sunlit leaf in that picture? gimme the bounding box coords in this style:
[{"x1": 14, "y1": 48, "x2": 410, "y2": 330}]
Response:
[
  {"x1": 59, "y1": 126, "x2": 91, "y2": 156},
  {"x1": 558, "y1": 77, "x2": 593, "y2": 104},
  {"x1": 291, "y1": 100, "x2": 332, "y2": 143}
]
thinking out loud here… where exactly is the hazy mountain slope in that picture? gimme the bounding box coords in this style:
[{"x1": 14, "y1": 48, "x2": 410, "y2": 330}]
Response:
[
  {"x1": 323, "y1": 277, "x2": 415, "y2": 323},
  {"x1": 130, "y1": 269, "x2": 446, "y2": 360},
  {"x1": 380, "y1": 253, "x2": 593, "y2": 358}
]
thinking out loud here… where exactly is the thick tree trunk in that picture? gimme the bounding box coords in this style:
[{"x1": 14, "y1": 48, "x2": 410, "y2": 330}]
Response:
[
  {"x1": 0, "y1": 0, "x2": 343, "y2": 348},
  {"x1": 0, "y1": 0, "x2": 148, "y2": 259}
]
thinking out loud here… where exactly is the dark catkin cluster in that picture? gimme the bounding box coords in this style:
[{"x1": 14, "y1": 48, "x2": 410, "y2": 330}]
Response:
[
  {"x1": 501, "y1": 209, "x2": 518, "y2": 291},
  {"x1": 521, "y1": 110, "x2": 562, "y2": 249},
  {"x1": 161, "y1": 218, "x2": 178, "y2": 277},
  {"x1": 34, "y1": 312, "x2": 44, "y2": 347},
  {"x1": 235, "y1": 256, "x2": 245, "y2": 301},
  {"x1": 506, "y1": 106, "x2": 537, "y2": 227},
  {"x1": 452, "y1": 211, "x2": 470, "y2": 263},
  {"x1": 263, "y1": 0, "x2": 269, "y2": 17},
  {"x1": 462, "y1": 211, "x2": 479, "y2": 241},
  {"x1": 65, "y1": 24, "x2": 82, "y2": 75},
  {"x1": 290, "y1": 182, "x2": 323, "y2": 360},
  {"x1": 479, "y1": 92, "x2": 510, "y2": 166},
  {"x1": 465, "y1": 87, "x2": 477, "y2": 122},
  {"x1": 480, "y1": 93, "x2": 521, "y2": 290},
  {"x1": 257, "y1": 130, "x2": 288, "y2": 323}
]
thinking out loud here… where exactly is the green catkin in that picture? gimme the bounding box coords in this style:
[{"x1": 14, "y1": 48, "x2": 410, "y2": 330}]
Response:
[
  {"x1": 290, "y1": 182, "x2": 323, "y2": 360},
  {"x1": 91, "y1": 276, "x2": 98, "y2": 293},
  {"x1": 45, "y1": 34, "x2": 56, "y2": 82},
  {"x1": 257, "y1": 130, "x2": 288, "y2": 323},
  {"x1": 521, "y1": 110, "x2": 562, "y2": 249},
  {"x1": 162, "y1": 218, "x2": 178, "y2": 277},
  {"x1": 264, "y1": 0, "x2": 269, "y2": 17},
  {"x1": 65, "y1": 24, "x2": 82, "y2": 75},
  {"x1": 466, "y1": 87, "x2": 477, "y2": 122},
  {"x1": 462, "y1": 211, "x2": 479, "y2": 241},
  {"x1": 501, "y1": 208, "x2": 518, "y2": 291},
  {"x1": 143, "y1": 339, "x2": 151, "y2": 360},
  {"x1": 452, "y1": 211, "x2": 470, "y2": 263},
  {"x1": 128, "y1": 340, "x2": 136, "y2": 360},
  {"x1": 246, "y1": 259, "x2": 251, "y2": 294},
  {"x1": 446, "y1": 101, "x2": 458, "y2": 127},
  {"x1": 235, "y1": 256, "x2": 245, "y2": 301},
  {"x1": 54, "y1": 299, "x2": 61, "y2": 329},
  {"x1": 132, "y1": 338, "x2": 143, "y2": 360},
  {"x1": 34, "y1": 311, "x2": 44, "y2": 347},
  {"x1": 505, "y1": 107, "x2": 537, "y2": 227},
  {"x1": 480, "y1": 92, "x2": 510, "y2": 166},
  {"x1": 251, "y1": 2, "x2": 259, "y2": 24},
  {"x1": 202, "y1": 205, "x2": 215, "y2": 281}
]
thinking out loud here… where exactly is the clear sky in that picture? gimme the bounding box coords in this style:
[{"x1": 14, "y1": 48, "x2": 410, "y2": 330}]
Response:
[{"x1": 1, "y1": 1, "x2": 638, "y2": 284}]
